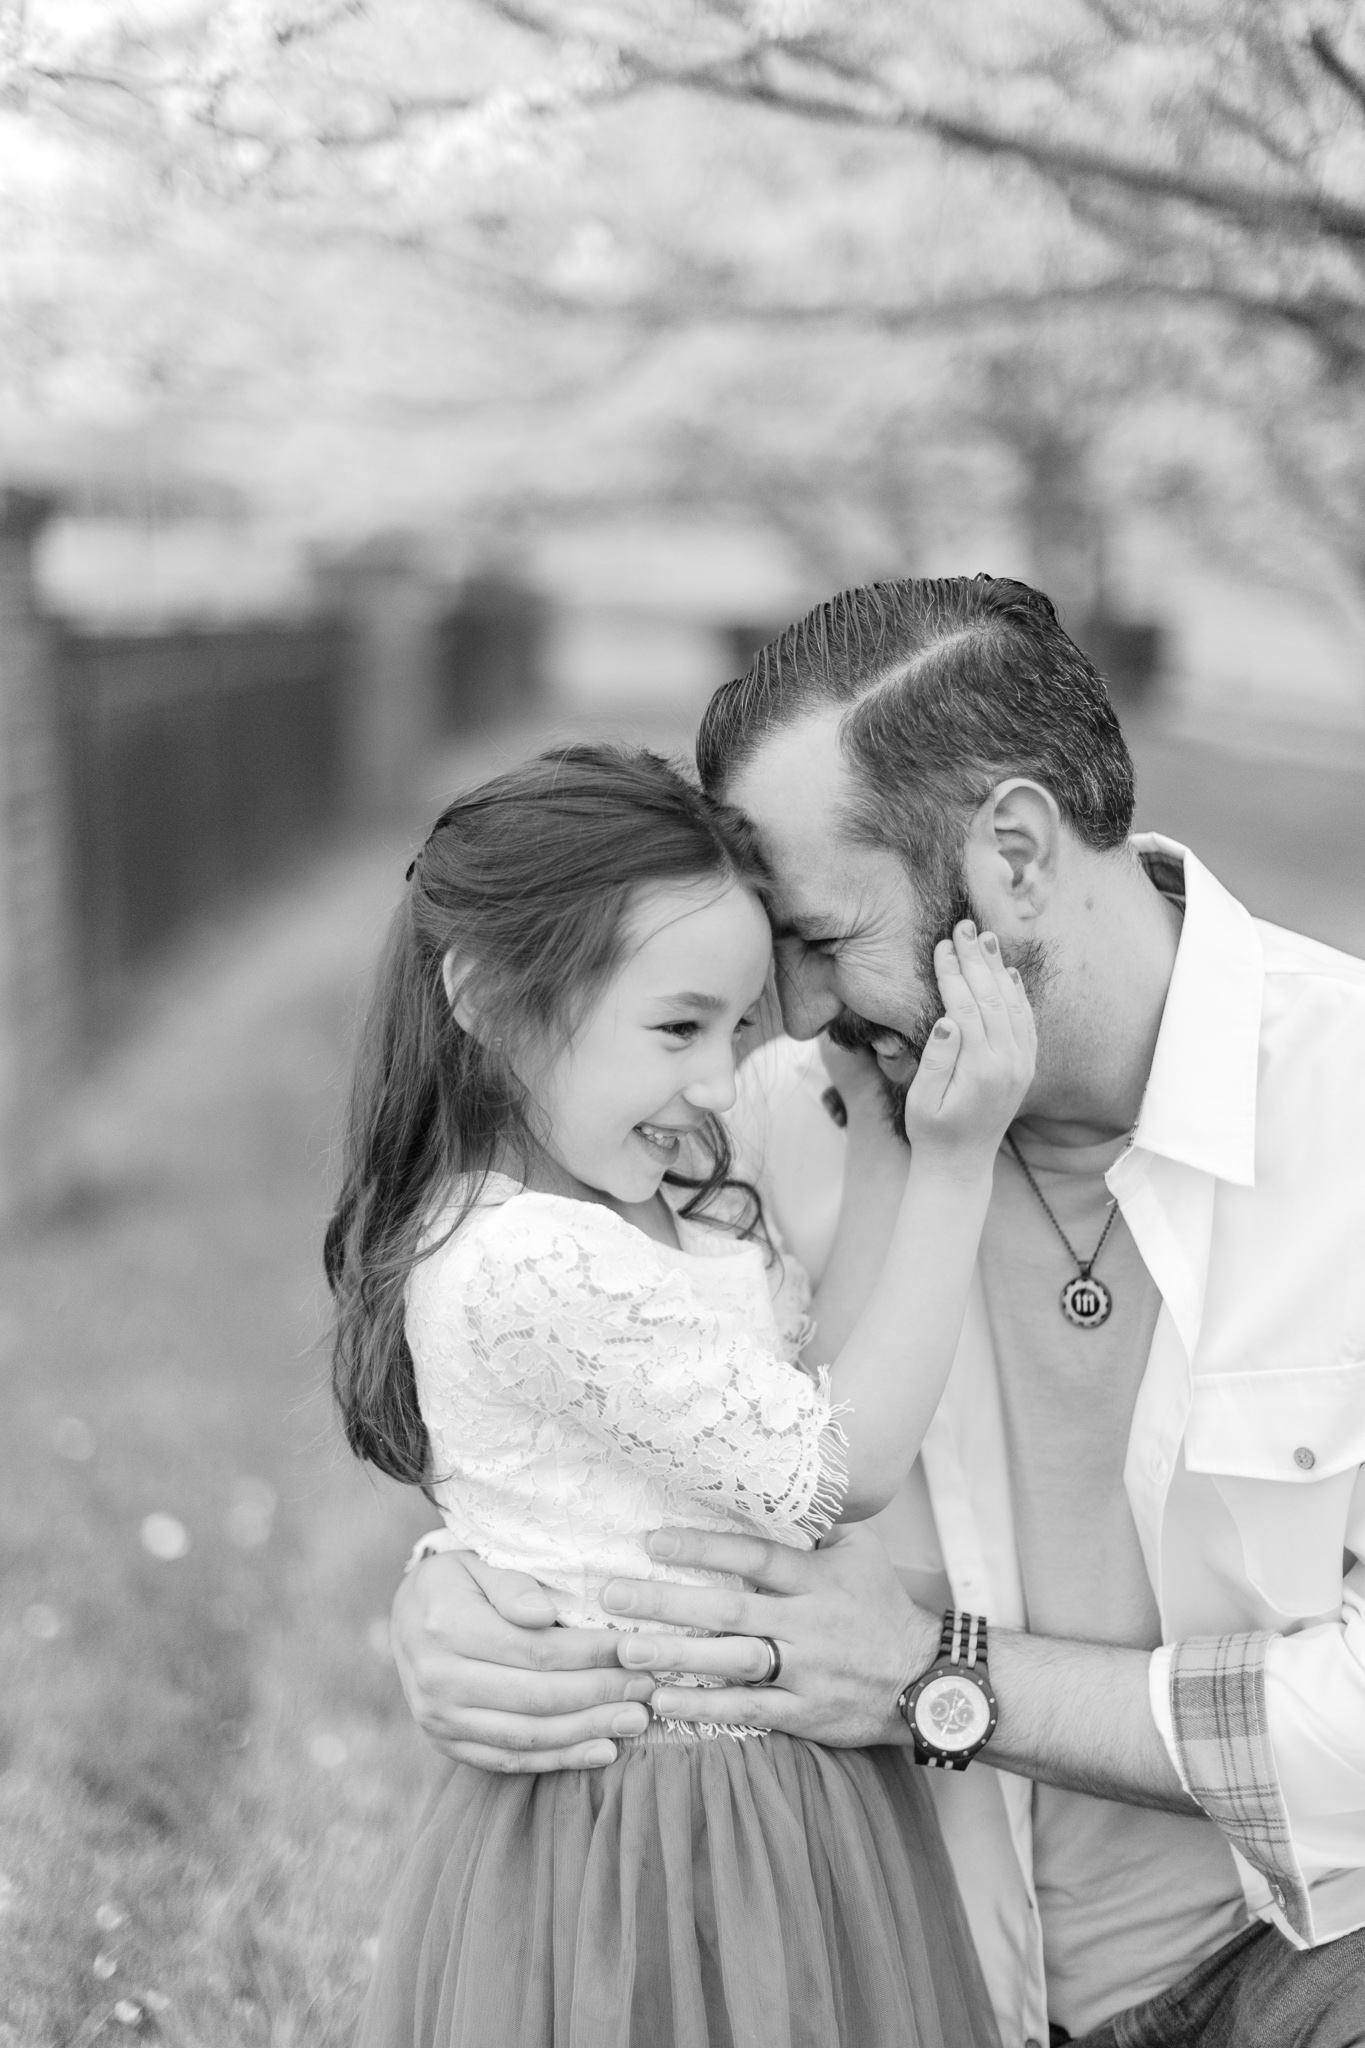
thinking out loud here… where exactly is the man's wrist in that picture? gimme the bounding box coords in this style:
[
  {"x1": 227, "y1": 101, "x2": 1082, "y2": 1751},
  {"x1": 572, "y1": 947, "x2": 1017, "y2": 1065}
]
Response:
[{"x1": 876, "y1": 1593, "x2": 944, "y2": 1744}]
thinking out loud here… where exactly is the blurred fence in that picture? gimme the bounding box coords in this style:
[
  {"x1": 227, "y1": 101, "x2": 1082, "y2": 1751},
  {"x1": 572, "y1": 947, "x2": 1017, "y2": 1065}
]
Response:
[
  {"x1": 58, "y1": 621, "x2": 349, "y2": 1041},
  {"x1": 0, "y1": 496, "x2": 553, "y2": 1218},
  {"x1": 435, "y1": 572, "x2": 547, "y2": 734}
]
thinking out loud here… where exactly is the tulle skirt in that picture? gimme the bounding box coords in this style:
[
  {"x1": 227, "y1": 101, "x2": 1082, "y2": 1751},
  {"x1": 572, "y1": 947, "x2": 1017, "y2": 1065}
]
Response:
[{"x1": 358, "y1": 1732, "x2": 1001, "y2": 2048}]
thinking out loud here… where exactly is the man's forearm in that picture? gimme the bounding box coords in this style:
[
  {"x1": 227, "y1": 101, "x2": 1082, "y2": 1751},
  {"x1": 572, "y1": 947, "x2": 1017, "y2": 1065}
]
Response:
[
  {"x1": 974, "y1": 1628, "x2": 1200, "y2": 1815},
  {"x1": 606, "y1": 1528, "x2": 1203, "y2": 1817}
]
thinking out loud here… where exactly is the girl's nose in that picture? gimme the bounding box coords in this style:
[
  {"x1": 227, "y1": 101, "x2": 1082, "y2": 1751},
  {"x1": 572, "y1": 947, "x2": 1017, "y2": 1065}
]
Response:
[{"x1": 683, "y1": 1045, "x2": 739, "y2": 1115}]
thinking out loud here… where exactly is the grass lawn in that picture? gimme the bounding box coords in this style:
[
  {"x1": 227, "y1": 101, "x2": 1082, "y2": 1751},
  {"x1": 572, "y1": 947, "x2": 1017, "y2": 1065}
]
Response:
[
  {"x1": 0, "y1": 837, "x2": 438, "y2": 2048},
  {"x1": 1, "y1": 708, "x2": 1362, "y2": 2046}
]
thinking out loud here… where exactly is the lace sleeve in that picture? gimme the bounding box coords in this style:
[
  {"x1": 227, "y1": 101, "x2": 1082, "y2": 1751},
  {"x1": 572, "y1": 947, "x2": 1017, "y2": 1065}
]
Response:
[{"x1": 416, "y1": 1195, "x2": 846, "y2": 1545}]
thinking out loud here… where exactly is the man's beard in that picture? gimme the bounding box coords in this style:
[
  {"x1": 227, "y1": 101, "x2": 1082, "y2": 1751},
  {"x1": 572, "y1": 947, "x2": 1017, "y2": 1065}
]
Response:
[{"x1": 825, "y1": 867, "x2": 1050, "y2": 1136}]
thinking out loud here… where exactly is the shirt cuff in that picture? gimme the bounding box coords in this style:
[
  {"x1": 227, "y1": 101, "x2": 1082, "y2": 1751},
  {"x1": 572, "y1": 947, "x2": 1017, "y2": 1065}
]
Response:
[
  {"x1": 1158, "y1": 1631, "x2": 1311, "y2": 1940},
  {"x1": 404, "y1": 1526, "x2": 468, "y2": 1575}
]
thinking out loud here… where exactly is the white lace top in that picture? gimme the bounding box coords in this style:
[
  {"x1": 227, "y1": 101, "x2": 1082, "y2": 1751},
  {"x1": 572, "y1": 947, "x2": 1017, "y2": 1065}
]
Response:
[{"x1": 406, "y1": 1176, "x2": 843, "y2": 1639}]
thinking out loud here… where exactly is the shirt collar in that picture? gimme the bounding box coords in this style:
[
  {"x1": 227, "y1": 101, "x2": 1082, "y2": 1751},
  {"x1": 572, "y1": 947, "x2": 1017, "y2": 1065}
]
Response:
[{"x1": 1127, "y1": 833, "x2": 1263, "y2": 1188}]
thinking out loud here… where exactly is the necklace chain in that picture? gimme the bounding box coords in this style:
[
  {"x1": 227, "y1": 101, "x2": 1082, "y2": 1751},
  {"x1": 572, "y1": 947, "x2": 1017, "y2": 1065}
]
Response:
[{"x1": 1004, "y1": 1134, "x2": 1121, "y2": 1279}]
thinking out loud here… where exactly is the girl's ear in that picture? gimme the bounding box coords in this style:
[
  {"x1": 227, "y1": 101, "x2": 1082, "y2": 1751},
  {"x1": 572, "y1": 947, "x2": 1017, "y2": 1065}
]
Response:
[{"x1": 442, "y1": 949, "x2": 479, "y2": 1036}]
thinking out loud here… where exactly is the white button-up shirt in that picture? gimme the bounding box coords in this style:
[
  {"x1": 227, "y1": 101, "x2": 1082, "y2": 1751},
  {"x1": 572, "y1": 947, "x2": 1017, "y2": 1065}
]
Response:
[{"x1": 735, "y1": 836, "x2": 1365, "y2": 2047}]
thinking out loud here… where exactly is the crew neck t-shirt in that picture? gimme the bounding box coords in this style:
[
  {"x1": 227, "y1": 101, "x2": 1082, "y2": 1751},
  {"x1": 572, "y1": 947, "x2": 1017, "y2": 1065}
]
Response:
[{"x1": 977, "y1": 1126, "x2": 1248, "y2": 2039}]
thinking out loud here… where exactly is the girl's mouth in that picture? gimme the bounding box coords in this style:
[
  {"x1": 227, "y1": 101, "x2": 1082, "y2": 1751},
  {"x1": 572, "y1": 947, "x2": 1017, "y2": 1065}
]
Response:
[{"x1": 633, "y1": 1121, "x2": 687, "y2": 1159}]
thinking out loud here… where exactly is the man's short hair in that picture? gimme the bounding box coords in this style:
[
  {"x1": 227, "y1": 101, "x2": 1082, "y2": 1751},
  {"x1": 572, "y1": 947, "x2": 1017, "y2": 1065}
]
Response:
[{"x1": 696, "y1": 574, "x2": 1136, "y2": 881}]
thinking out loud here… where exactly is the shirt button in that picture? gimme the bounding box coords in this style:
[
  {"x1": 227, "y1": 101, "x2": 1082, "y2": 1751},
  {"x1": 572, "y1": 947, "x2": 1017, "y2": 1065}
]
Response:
[{"x1": 1293, "y1": 1446, "x2": 1316, "y2": 1471}]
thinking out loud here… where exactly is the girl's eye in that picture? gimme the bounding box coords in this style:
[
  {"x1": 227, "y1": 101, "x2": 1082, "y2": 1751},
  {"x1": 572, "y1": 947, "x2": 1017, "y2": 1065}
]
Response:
[
  {"x1": 734, "y1": 1014, "x2": 758, "y2": 1035},
  {"x1": 658, "y1": 1020, "x2": 699, "y2": 1041}
]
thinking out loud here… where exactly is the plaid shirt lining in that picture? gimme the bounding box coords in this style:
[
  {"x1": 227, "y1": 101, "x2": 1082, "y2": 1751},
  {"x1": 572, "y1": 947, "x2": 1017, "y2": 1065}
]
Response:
[{"x1": 1167, "y1": 1630, "x2": 1311, "y2": 1940}]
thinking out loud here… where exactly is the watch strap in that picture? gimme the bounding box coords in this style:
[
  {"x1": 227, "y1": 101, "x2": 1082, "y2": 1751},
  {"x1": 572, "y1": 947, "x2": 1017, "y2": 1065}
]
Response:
[{"x1": 945, "y1": 1608, "x2": 988, "y2": 1672}]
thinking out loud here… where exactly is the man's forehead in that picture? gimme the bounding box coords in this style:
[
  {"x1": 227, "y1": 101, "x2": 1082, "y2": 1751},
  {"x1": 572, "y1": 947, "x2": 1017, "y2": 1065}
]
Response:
[
  {"x1": 724, "y1": 709, "x2": 855, "y2": 867},
  {"x1": 723, "y1": 710, "x2": 903, "y2": 924}
]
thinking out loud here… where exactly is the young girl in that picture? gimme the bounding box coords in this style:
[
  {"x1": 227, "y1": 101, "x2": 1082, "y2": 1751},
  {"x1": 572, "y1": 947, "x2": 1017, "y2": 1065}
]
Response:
[{"x1": 327, "y1": 744, "x2": 1033, "y2": 2048}]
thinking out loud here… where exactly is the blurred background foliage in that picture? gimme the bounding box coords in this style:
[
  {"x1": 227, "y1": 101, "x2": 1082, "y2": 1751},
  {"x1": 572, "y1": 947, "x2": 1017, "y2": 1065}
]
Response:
[{"x1": 3, "y1": 0, "x2": 1365, "y2": 597}]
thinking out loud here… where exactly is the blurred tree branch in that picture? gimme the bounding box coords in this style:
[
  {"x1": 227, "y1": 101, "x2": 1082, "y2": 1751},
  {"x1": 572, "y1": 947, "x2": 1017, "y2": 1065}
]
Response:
[{"x1": 5, "y1": 0, "x2": 1365, "y2": 615}]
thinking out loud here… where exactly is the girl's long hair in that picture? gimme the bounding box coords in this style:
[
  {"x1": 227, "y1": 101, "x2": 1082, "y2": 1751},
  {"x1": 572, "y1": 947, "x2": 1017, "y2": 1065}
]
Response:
[{"x1": 325, "y1": 743, "x2": 770, "y2": 1486}]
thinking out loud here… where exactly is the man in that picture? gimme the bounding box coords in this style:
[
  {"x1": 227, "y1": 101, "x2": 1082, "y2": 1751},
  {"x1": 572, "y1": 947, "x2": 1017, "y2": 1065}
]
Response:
[{"x1": 389, "y1": 575, "x2": 1365, "y2": 2045}]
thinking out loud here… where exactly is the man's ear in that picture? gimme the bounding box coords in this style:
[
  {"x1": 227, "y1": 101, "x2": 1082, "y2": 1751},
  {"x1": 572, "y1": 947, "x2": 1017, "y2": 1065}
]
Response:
[{"x1": 963, "y1": 779, "x2": 1061, "y2": 925}]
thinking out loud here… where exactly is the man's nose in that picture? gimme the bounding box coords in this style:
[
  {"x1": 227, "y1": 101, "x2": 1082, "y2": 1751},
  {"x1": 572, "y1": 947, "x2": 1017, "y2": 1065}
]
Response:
[{"x1": 774, "y1": 941, "x2": 842, "y2": 1042}]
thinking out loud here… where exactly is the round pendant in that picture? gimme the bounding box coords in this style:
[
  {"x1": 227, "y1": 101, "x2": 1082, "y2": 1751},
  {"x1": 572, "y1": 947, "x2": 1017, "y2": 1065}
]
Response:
[{"x1": 1061, "y1": 1273, "x2": 1112, "y2": 1329}]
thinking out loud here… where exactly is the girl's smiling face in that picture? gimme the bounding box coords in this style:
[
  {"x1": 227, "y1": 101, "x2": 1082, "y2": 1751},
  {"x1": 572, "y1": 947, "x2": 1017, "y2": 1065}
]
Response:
[{"x1": 524, "y1": 877, "x2": 773, "y2": 1210}]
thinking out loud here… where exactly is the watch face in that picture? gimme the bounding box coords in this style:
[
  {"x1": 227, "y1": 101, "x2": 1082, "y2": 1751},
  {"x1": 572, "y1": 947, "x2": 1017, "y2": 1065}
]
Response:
[{"x1": 913, "y1": 1672, "x2": 993, "y2": 1753}]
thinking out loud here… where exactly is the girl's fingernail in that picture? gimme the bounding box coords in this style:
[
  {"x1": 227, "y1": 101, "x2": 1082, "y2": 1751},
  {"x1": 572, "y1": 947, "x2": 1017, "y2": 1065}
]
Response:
[
  {"x1": 981, "y1": 933, "x2": 999, "y2": 955},
  {"x1": 584, "y1": 1742, "x2": 616, "y2": 1766},
  {"x1": 612, "y1": 1706, "x2": 649, "y2": 1735},
  {"x1": 933, "y1": 1020, "x2": 953, "y2": 1040},
  {"x1": 1009, "y1": 967, "x2": 1023, "y2": 983},
  {"x1": 624, "y1": 1677, "x2": 657, "y2": 1702},
  {"x1": 647, "y1": 1531, "x2": 679, "y2": 1559},
  {"x1": 958, "y1": 920, "x2": 976, "y2": 938},
  {"x1": 620, "y1": 1638, "x2": 654, "y2": 1665}
]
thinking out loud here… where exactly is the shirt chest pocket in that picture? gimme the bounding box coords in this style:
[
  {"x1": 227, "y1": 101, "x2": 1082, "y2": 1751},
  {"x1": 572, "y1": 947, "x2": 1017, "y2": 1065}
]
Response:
[{"x1": 1183, "y1": 1361, "x2": 1365, "y2": 1619}]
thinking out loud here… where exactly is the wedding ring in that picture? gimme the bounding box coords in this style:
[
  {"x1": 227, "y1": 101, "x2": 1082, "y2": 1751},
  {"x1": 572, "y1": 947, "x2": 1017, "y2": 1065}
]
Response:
[{"x1": 750, "y1": 1636, "x2": 783, "y2": 1687}]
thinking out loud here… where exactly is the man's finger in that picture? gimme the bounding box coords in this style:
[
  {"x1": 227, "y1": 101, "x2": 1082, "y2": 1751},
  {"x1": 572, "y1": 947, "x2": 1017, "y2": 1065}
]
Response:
[
  {"x1": 426, "y1": 1606, "x2": 627, "y2": 1674},
  {"x1": 437, "y1": 1737, "x2": 623, "y2": 1773},
  {"x1": 601, "y1": 1576, "x2": 762, "y2": 1633},
  {"x1": 462, "y1": 1553, "x2": 562, "y2": 1627},
  {"x1": 650, "y1": 1684, "x2": 793, "y2": 1729},
  {"x1": 428, "y1": 1698, "x2": 652, "y2": 1754},
  {"x1": 394, "y1": 1549, "x2": 624, "y2": 1673},
  {"x1": 410, "y1": 1657, "x2": 655, "y2": 1720},
  {"x1": 618, "y1": 1633, "x2": 782, "y2": 1682},
  {"x1": 642, "y1": 1527, "x2": 818, "y2": 1592}
]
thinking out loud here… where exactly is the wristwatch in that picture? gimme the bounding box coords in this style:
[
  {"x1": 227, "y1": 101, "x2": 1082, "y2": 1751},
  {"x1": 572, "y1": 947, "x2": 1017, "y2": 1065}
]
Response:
[{"x1": 898, "y1": 1610, "x2": 998, "y2": 1770}]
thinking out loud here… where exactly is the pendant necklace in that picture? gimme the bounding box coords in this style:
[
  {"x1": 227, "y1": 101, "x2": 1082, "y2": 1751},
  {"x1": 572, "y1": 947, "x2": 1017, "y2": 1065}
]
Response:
[{"x1": 1004, "y1": 1133, "x2": 1120, "y2": 1329}]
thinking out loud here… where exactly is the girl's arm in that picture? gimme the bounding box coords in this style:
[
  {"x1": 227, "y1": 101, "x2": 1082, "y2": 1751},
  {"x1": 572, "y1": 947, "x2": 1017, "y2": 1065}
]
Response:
[
  {"x1": 802, "y1": 1047, "x2": 909, "y2": 1369},
  {"x1": 825, "y1": 923, "x2": 1034, "y2": 1519}
]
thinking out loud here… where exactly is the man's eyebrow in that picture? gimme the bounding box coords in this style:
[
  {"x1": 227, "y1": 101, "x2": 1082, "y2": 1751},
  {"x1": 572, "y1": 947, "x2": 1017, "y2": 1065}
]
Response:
[{"x1": 770, "y1": 913, "x2": 841, "y2": 942}]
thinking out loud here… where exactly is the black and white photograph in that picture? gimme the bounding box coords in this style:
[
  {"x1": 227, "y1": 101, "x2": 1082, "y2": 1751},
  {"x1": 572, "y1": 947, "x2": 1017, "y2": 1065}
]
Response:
[{"x1": 3, "y1": 4, "x2": 1365, "y2": 2044}]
